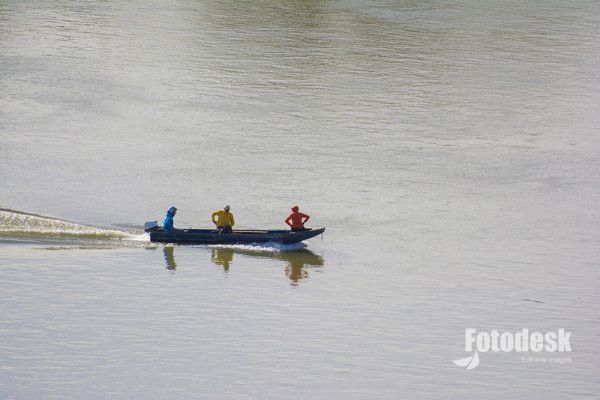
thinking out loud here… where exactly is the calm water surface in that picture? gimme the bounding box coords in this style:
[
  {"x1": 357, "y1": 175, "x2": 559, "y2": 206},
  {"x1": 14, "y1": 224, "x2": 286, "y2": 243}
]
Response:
[{"x1": 1, "y1": 1, "x2": 599, "y2": 399}]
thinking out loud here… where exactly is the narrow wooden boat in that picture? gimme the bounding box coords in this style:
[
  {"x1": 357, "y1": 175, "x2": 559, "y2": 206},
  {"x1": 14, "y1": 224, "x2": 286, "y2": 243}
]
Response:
[{"x1": 145, "y1": 223, "x2": 325, "y2": 245}]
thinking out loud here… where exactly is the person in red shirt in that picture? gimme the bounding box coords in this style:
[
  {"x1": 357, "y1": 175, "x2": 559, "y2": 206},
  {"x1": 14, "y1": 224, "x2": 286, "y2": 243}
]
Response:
[{"x1": 285, "y1": 205, "x2": 310, "y2": 232}]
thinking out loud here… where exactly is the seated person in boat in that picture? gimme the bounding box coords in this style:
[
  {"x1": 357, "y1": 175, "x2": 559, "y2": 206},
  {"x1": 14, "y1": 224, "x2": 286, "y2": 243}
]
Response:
[
  {"x1": 285, "y1": 205, "x2": 310, "y2": 232},
  {"x1": 163, "y1": 206, "x2": 177, "y2": 232},
  {"x1": 212, "y1": 205, "x2": 235, "y2": 234}
]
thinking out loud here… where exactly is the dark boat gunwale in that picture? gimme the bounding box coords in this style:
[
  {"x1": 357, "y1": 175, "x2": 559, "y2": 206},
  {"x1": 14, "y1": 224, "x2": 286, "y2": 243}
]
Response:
[{"x1": 148, "y1": 227, "x2": 325, "y2": 245}]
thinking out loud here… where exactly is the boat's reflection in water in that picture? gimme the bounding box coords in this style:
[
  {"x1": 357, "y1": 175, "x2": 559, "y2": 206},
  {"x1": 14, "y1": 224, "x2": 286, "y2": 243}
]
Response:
[{"x1": 162, "y1": 245, "x2": 324, "y2": 286}]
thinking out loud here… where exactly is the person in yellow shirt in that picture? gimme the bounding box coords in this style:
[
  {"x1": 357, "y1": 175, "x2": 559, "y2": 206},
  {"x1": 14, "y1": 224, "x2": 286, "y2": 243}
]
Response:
[{"x1": 212, "y1": 205, "x2": 235, "y2": 233}]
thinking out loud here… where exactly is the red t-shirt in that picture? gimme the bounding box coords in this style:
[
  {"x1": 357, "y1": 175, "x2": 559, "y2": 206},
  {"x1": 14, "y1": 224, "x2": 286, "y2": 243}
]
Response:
[{"x1": 285, "y1": 212, "x2": 309, "y2": 229}]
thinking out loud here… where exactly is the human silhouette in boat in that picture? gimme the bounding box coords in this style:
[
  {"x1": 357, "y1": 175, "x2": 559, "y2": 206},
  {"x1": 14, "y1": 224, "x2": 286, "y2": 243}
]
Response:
[
  {"x1": 163, "y1": 206, "x2": 177, "y2": 232},
  {"x1": 285, "y1": 205, "x2": 310, "y2": 232},
  {"x1": 212, "y1": 205, "x2": 235, "y2": 234}
]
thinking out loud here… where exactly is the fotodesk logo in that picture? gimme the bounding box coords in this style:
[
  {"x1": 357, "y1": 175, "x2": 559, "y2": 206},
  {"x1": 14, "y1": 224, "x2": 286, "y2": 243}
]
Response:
[{"x1": 453, "y1": 328, "x2": 572, "y2": 369}]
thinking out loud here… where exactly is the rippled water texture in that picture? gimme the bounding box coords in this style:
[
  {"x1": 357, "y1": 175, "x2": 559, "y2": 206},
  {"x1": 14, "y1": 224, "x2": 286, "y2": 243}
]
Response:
[{"x1": 1, "y1": 1, "x2": 599, "y2": 399}]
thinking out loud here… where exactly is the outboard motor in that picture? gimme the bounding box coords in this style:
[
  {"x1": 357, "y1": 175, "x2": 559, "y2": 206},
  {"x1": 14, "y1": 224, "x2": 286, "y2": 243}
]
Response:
[{"x1": 144, "y1": 221, "x2": 160, "y2": 232}]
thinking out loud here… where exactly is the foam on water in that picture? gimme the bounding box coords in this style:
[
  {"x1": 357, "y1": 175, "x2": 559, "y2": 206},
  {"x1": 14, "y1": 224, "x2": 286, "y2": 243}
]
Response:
[
  {"x1": 208, "y1": 241, "x2": 308, "y2": 253},
  {"x1": 0, "y1": 208, "x2": 148, "y2": 246}
]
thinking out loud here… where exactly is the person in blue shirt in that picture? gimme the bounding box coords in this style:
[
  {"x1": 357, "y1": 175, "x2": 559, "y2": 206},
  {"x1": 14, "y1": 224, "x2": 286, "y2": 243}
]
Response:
[{"x1": 163, "y1": 206, "x2": 177, "y2": 232}]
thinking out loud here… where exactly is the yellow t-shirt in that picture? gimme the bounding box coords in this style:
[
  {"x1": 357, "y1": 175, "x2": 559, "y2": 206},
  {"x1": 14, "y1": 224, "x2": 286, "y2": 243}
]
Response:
[{"x1": 212, "y1": 210, "x2": 235, "y2": 227}]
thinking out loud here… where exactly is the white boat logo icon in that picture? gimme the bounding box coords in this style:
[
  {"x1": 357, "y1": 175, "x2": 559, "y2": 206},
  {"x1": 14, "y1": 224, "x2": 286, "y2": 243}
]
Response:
[{"x1": 453, "y1": 351, "x2": 480, "y2": 369}]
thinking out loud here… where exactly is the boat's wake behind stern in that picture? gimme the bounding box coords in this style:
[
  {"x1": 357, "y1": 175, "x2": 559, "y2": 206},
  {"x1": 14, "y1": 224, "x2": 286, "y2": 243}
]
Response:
[{"x1": 0, "y1": 208, "x2": 148, "y2": 247}]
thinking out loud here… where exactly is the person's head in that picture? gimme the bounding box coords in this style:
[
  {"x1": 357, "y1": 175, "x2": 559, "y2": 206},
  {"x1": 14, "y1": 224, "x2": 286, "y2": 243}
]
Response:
[
  {"x1": 224, "y1": 205, "x2": 230, "y2": 213},
  {"x1": 292, "y1": 205, "x2": 299, "y2": 213},
  {"x1": 168, "y1": 206, "x2": 177, "y2": 215}
]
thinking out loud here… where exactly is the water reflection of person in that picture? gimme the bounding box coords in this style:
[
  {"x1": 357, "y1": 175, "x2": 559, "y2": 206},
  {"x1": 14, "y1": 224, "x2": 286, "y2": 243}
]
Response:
[
  {"x1": 206, "y1": 246, "x2": 324, "y2": 285},
  {"x1": 163, "y1": 246, "x2": 178, "y2": 271},
  {"x1": 211, "y1": 248, "x2": 234, "y2": 272},
  {"x1": 286, "y1": 261, "x2": 309, "y2": 287},
  {"x1": 283, "y1": 250, "x2": 324, "y2": 287}
]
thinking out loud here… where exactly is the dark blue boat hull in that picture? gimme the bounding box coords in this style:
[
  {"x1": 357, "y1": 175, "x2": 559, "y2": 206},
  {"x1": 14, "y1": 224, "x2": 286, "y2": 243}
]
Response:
[{"x1": 149, "y1": 227, "x2": 325, "y2": 245}]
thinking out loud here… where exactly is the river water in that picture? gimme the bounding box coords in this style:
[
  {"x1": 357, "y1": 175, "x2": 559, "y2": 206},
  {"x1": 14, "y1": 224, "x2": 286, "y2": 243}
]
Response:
[{"x1": 1, "y1": 1, "x2": 599, "y2": 399}]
